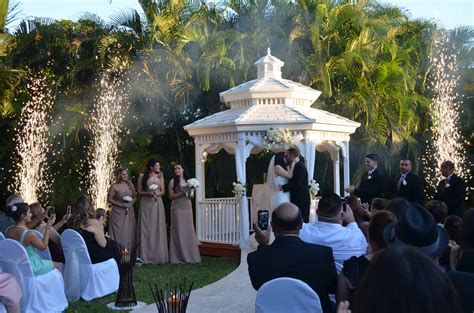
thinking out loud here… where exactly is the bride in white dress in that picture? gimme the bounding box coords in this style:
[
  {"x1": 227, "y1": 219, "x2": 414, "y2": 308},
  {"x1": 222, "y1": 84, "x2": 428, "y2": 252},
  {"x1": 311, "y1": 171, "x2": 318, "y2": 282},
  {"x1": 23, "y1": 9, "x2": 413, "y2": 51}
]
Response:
[{"x1": 266, "y1": 152, "x2": 296, "y2": 213}]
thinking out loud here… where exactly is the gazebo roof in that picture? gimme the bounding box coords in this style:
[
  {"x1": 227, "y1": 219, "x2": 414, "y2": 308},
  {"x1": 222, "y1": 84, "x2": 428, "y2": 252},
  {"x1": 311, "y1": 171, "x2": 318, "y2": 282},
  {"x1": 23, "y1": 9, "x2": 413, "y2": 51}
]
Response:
[{"x1": 184, "y1": 49, "x2": 360, "y2": 137}]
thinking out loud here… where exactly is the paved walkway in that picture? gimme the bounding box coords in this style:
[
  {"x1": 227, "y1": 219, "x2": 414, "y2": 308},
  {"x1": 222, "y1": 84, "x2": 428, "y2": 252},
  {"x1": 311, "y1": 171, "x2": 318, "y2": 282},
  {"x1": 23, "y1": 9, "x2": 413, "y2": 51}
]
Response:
[{"x1": 136, "y1": 249, "x2": 256, "y2": 313}]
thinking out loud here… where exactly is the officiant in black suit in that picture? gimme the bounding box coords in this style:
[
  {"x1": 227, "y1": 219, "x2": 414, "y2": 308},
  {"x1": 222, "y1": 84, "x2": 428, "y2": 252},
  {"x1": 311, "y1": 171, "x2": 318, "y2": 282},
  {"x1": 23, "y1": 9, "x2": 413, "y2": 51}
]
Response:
[
  {"x1": 345, "y1": 153, "x2": 386, "y2": 205},
  {"x1": 247, "y1": 202, "x2": 337, "y2": 313},
  {"x1": 395, "y1": 159, "x2": 424, "y2": 204},
  {"x1": 434, "y1": 161, "x2": 466, "y2": 217},
  {"x1": 281, "y1": 147, "x2": 311, "y2": 222}
]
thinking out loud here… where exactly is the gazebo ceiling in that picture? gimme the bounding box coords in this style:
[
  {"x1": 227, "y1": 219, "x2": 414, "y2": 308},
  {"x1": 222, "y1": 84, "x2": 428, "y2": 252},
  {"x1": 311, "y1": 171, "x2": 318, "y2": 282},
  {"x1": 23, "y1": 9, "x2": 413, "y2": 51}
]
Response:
[{"x1": 184, "y1": 49, "x2": 360, "y2": 137}]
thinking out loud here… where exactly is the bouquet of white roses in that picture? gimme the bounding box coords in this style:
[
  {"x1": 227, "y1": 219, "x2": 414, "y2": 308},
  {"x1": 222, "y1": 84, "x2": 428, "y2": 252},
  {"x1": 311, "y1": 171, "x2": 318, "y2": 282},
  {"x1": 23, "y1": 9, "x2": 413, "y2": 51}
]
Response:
[
  {"x1": 149, "y1": 184, "x2": 159, "y2": 191},
  {"x1": 263, "y1": 128, "x2": 292, "y2": 149},
  {"x1": 185, "y1": 178, "x2": 199, "y2": 199},
  {"x1": 123, "y1": 196, "x2": 133, "y2": 203},
  {"x1": 309, "y1": 180, "x2": 320, "y2": 198},
  {"x1": 186, "y1": 178, "x2": 200, "y2": 189},
  {"x1": 232, "y1": 181, "x2": 246, "y2": 201}
]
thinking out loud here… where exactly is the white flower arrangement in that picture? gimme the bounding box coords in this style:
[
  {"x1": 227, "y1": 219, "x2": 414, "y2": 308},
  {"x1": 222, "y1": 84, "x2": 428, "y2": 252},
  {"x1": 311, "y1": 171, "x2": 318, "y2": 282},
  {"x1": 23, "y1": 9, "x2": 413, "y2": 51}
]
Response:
[
  {"x1": 11, "y1": 205, "x2": 17, "y2": 212},
  {"x1": 402, "y1": 179, "x2": 407, "y2": 186},
  {"x1": 149, "y1": 184, "x2": 159, "y2": 192},
  {"x1": 309, "y1": 180, "x2": 320, "y2": 198},
  {"x1": 186, "y1": 178, "x2": 200, "y2": 189},
  {"x1": 123, "y1": 196, "x2": 133, "y2": 203},
  {"x1": 233, "y1": 181, "x2": 246, "y2": 201},
  {"x1": 367, "y1": 175, "x2": 372, "y2": 180},
  {"x1": 445, "y1": 183, "x2": 451, "y2": 188},
  {"x1": 263, "y1": 128, "x2": 293, "y2": 149}
]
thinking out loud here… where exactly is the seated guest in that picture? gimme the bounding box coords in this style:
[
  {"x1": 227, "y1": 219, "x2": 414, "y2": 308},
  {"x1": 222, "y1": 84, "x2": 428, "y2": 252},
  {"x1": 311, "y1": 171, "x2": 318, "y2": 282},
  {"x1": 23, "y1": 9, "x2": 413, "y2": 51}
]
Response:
[
  {"x1": 29, "y1": 202, "x2": 71, "y2": 262},
  {"x1": 426, "y1": 200, "x2": 448, "y2": 226},
  {"x1": 248, "y1": 202, "x2": 337, "y2": 313},
  {"x1": 95, "y1": 208, "x2": 107, "y2": 227},
  {"x1": 1, "y1": 195, "x2": 24, "y2": 234},
  {"x1": 350, "y1": 246, "x2": 462, "y2": 313},
  {"x1": 337, "y1": 211, "x2": 396, "y2": 306},
  {"x1": 445, "y1": 215, "x2": 463, "y2": 243},
  {"x1": 300, "y1": 193, "x2": 368, "y2": 273},
  {"x1": 446, "y1": 271, "x2": 474, "y2": 313},
  {"x1": 69, "y1": 196, "x2": 120, "y2": 264},
  {"x1": 370, "y1": 197, "x2": 387, "y2": 213},
  {"x1": 385, "y1": 197, "x2": 409, "y2": 219},
  {"x1": 0, "y1": 272, "x2": 22, "y2": 313},
  {"x1": 449, "y1": 208, "x2": 474, "y2": 273},
  {"x1": 384, "y1": 203, "x2": 449, "y2": 260},
  {"x1": 5, "y1": 203, "x2": 59, "y2": 275}
]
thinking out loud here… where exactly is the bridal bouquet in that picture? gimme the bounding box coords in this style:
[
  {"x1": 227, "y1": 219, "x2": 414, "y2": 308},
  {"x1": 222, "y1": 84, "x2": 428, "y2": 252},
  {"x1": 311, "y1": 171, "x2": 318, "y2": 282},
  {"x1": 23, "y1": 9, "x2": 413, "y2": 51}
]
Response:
[
  {"x1": 185, "y1": 178, "x2": 199, "y2": 199},
  {"x1": 263, "y1": 128, "x2": 292, "y2": 149},
  {"x1": 309, "y1": 180, "x2": 320, "y2": 198},
  {"x1": 233, "y1": 181, "x2": 246, "y2": 201}
]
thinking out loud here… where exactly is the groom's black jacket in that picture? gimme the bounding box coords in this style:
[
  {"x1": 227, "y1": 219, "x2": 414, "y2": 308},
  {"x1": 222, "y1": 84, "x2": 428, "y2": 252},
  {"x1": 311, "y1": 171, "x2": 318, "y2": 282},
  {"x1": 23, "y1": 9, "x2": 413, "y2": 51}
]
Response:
[{"x1": 282, "y1": 159, "x2": 311, "y2": 222}]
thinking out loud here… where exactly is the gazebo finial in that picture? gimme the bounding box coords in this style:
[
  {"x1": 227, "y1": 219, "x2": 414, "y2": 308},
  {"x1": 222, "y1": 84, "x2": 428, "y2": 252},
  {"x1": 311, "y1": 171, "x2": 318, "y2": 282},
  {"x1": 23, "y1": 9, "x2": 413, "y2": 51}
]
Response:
[{"x1": 267, "y1": 47, "x2": 271, "y2": 55}]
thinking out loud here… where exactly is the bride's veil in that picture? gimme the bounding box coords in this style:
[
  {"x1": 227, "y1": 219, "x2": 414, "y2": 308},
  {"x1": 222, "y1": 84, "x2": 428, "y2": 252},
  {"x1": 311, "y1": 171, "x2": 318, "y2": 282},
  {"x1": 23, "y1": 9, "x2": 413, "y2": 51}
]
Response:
[{"x1": 264, "y1": 155, "x2": 278, "y2": 212}]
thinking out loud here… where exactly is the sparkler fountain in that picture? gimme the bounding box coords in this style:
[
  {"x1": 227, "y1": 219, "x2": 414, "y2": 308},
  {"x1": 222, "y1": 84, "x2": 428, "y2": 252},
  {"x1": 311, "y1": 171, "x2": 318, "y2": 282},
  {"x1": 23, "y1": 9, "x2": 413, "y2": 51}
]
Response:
[
  {"x1": 423, "y1": 32, "x2": 472, "y2": 192},
  {"x1": 87, "y1": 76, "x2": 129, "y2": 210},
  {"x1": 11, "y1": 75, "x2": 54, "y2": 203}
]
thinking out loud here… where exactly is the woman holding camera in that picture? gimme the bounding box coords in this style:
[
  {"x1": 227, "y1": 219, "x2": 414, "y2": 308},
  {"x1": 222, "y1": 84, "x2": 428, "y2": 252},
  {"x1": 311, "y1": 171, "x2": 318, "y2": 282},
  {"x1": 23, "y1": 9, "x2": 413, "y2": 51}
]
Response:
[
  {"x1": 168, "y1": 163, "x2": 201, "y2": 264},
  {"x1": 107, "y1": 167, "x2": 137, "y2": 248},
  {"x1": 5, "y1": 202, "x2": 59, "y2": 275}
]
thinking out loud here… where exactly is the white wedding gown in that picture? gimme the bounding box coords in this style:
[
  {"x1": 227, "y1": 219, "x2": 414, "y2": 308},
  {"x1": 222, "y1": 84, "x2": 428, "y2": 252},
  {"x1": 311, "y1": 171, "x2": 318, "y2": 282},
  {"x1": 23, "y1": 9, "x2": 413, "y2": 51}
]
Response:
[{"x1": 266, "y1": 156, "x2": 291, "y2": 212}]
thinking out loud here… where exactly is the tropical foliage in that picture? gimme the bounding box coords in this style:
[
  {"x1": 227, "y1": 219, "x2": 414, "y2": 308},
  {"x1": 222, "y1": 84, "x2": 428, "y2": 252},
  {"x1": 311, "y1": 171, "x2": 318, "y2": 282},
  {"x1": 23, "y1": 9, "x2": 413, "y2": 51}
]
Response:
[{"x1": 0, "y1": 0, "x2": 472, "y2": 208}]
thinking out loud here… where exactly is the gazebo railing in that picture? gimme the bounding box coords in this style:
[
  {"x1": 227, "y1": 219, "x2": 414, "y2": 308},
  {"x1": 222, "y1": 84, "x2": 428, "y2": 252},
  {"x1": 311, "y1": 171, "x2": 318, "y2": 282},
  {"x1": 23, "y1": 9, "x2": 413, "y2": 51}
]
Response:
[{"x1": 199, "y1": 197, "x2": 253, "y2": 245}]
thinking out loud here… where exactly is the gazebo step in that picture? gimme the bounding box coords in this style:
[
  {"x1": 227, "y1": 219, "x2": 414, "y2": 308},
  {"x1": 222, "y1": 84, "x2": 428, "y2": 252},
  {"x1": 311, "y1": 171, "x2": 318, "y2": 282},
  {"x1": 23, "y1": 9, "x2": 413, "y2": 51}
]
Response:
[{"x1": 199, "y1": 242, "x2": 241, "y2": 259}]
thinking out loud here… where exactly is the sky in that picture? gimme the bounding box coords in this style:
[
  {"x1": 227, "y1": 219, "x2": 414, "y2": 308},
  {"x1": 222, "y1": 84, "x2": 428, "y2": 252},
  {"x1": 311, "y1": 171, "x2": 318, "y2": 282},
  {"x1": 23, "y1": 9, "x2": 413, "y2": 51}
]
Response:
[{"x1": 9, "y1": 0, "x2": 474, "y2": 30}]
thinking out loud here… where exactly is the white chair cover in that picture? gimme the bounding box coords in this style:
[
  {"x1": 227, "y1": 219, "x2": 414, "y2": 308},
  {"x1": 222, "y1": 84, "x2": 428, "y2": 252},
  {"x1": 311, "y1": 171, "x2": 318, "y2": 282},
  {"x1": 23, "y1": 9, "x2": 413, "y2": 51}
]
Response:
[
  {"x1": 256, "y1": 277, "x2": 323, "y2": 313},
  {"x1": 30, "y1": 229, "x2": 52, "y2": 261},
  {"x1": 0, "y1": 232, "x2": 4, "y2": 240},
  {"x1": 0, "y1": 239, "x2": 67, "y2": 313},
  {"x1": 61, "y1": 229, "x2": 119, "y2": 302}
]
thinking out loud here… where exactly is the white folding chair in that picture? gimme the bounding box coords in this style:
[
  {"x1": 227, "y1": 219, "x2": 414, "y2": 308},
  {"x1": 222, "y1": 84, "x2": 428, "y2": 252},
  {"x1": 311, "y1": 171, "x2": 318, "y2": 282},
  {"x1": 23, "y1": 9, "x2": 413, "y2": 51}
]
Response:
[
  {"x1": 0, "y1": 239, "x2": 67, "y2": 313},
  {"x1": 256, "y1": 277, "x2": 323, "y2": 313},
  {"x1": 61, "y1": 229, "x2": 119, "y2": 302}
]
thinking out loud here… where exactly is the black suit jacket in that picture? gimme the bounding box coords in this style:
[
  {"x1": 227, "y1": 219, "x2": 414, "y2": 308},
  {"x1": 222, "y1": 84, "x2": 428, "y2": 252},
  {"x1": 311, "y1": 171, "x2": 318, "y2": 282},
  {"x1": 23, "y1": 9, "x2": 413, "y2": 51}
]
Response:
[
  {"x1": 282, "y1": 160, "x2": 310, "y2": 222},
  {"x1": 434, "y1": 174, "x2": 466, "y2": 217},
  {"x1": 247, "y1": 236, "x2": 337, "y2": 313},
  {"x1": 395, "y1": 171, "x2": 424, "y2": 204},
  {"x1": 354, "y1": 168, "x2": 386, "y2": 204}
]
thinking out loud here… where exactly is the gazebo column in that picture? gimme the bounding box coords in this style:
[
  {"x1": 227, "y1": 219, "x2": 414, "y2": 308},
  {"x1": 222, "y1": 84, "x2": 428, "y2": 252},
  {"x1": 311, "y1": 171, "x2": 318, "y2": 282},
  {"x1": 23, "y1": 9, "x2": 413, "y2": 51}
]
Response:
[
  {"x1": 235, "y1": 137, "x2": 249, "y2": 248},
  {"x1": 339, "y1": 141, "x2": 351, "y2": 197},
  {"x1": 194, "y1": 142, "x2": 206, "y2": 240},
  {"x1": 303, "y1": 132, "x2": 318, "y2": 181},
  {"x1": 331, "y1": 149, "x2": 341, "y2": 195}
]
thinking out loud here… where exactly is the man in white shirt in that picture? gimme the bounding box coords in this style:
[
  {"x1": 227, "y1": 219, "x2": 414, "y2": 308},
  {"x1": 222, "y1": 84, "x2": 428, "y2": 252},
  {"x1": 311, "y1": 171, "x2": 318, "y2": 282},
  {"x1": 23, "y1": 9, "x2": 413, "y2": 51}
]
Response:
[{"x1": 300, "y1": 193, "x2": 368, "y2": 273}]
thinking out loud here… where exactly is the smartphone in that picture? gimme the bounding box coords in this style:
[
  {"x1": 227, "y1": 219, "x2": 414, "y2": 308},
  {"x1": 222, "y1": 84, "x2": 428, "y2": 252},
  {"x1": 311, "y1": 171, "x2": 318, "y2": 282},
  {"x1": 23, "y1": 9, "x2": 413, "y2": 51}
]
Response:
[
  {"x1": 257, "y1": 210, "x2": 269, "y2": 230},
  {"x1": 48, "y1": 207, "x2": 56, "y2": 217},
  {"x1": 66, "y1": 205, "x2": 72, "y2": 215}
]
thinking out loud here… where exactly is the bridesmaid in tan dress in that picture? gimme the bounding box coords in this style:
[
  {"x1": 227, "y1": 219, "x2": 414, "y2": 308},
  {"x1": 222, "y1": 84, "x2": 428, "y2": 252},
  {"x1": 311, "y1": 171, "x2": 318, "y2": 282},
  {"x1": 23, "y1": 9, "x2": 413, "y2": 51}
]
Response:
[
  {"x1": 137, "y1": 159, "x2": 169, "y2": 264},
  {"x1": 107, "y1": 167, "x2": 137, "y2": 248},
  {"x1": 168, "y1": 163, "x2": 201, "y2": 264}
]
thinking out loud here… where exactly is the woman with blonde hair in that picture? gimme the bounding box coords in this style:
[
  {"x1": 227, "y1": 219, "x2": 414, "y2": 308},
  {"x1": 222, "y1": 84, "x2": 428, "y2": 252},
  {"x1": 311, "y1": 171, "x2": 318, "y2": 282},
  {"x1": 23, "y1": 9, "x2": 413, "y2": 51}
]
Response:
[{"x1": 107, "y1": 167, "x2": 137, "y2": 248}]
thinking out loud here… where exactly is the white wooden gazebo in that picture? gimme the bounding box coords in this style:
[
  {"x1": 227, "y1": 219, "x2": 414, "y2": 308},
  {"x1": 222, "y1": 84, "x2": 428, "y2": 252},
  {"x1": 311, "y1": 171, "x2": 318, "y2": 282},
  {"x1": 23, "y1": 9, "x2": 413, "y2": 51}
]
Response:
[{"x1": 184, "y1": 49, "x2": 360, "y2": 248}]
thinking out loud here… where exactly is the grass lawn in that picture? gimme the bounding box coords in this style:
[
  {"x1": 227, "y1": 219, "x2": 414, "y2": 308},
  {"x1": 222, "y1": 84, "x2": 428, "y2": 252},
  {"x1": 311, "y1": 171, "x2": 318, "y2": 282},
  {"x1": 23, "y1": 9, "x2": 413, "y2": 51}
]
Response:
[{"x1": 65, "y1": 256, "x2": 240, "y2": 312}]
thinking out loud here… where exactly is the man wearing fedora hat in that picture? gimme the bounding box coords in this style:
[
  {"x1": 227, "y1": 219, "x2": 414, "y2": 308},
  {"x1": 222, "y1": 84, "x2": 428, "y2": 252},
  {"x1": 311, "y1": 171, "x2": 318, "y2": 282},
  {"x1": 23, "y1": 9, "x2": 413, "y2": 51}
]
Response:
[{"x1": 384, "y1": 203, "x2": 449, "y2": 259}]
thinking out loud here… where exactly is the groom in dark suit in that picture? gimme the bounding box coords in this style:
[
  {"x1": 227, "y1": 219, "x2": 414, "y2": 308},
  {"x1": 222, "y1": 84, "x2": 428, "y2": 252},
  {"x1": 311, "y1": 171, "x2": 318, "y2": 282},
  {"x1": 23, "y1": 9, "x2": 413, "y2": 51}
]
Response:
[{"x1": 281, "y1": 147, "x2": 311, "y2": 222}]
